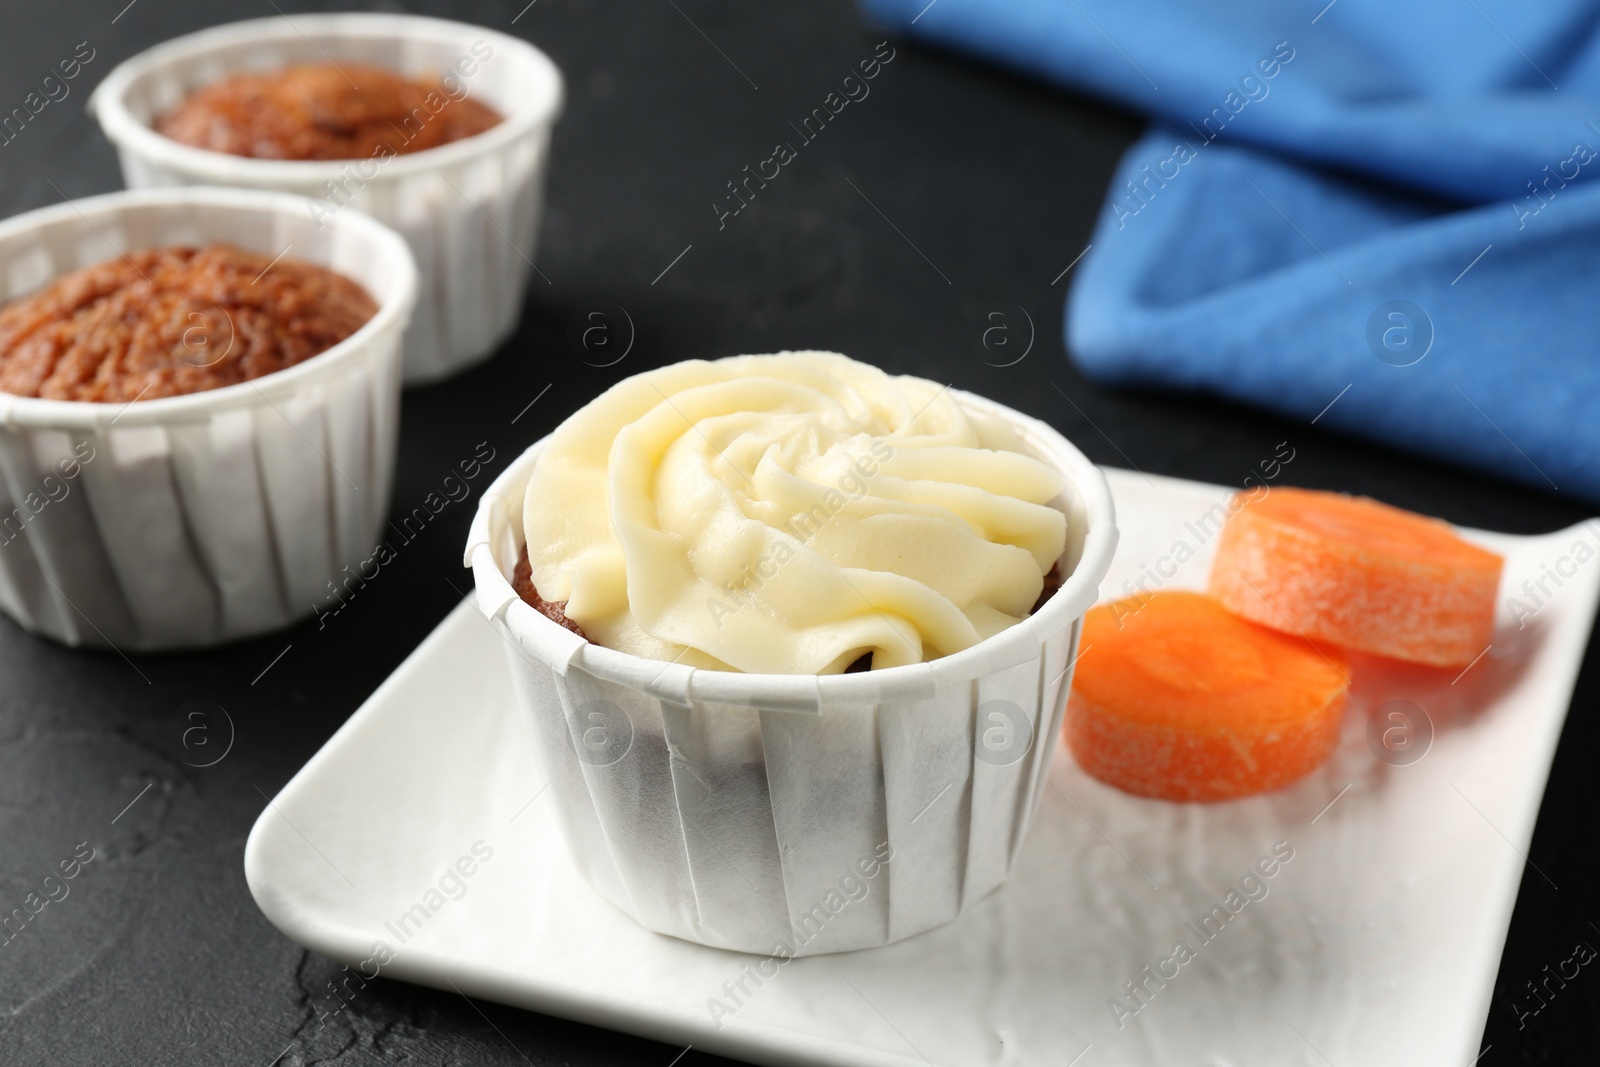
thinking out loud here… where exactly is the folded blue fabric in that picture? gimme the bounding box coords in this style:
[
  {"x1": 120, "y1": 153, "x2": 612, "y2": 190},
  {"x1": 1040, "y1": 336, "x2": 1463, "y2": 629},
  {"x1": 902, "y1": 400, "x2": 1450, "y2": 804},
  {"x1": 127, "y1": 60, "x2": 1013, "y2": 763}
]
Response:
[{"x1": 862, "y1": 0, "x2": 1600, "y2": 500}]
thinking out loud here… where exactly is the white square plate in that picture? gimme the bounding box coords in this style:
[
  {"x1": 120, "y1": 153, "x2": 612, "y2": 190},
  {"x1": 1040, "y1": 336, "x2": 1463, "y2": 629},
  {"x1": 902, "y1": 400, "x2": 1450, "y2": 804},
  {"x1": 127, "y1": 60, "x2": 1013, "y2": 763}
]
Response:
[{"x1": 245, "y1": 469, "x2": 1600, "y2": 1067}]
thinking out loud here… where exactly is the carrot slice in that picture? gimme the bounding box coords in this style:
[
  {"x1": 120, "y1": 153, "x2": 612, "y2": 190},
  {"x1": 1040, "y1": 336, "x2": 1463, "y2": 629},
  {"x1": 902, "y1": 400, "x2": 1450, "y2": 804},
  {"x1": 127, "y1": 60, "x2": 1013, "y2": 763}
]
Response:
[
  {"x1": 1066, "y1": 591, "x2": 1349, "y2": 802},
  {"x1": 1208, "y1": 487, "x2": 1502, "y2": 668}
]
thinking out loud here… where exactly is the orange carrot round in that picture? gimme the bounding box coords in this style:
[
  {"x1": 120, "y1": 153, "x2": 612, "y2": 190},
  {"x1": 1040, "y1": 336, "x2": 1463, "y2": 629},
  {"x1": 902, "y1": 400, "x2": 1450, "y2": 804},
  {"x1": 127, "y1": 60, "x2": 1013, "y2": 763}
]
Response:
[
  {"x1": 1066, "y1": 591, "x2": 1349, "y2": 802},
  {"x1": 1208, "y1": 487, "x2": 1502, "y2": 668}
]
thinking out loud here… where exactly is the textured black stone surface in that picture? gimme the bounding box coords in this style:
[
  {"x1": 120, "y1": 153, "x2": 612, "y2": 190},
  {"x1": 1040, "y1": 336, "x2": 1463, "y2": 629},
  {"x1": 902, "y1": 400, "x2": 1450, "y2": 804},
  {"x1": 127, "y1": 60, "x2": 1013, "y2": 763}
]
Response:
[{"x1": 0, "y1": 1, "x2": 1595, "y2": 1064}]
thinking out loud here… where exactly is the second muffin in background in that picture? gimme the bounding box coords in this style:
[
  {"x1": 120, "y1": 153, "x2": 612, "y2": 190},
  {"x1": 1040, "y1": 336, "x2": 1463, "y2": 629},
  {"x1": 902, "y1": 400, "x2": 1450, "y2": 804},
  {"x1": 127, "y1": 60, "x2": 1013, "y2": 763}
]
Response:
[
  {"x1": 155, "y1": 64, "x2": 503, "y2": 161},
  {"x1": 90, "y1": 14, "x2": 563, "y2": 384},
  {"x1": 0, "y1": 188, "x2": 415, "y2": 651}
]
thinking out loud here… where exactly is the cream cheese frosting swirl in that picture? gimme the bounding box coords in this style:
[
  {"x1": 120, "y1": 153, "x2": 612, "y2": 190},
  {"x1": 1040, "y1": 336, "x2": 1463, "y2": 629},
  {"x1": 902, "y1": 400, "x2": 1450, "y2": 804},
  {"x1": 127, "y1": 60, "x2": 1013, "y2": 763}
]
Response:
[{"x1": 522, "y1": 352, "x2": 1069, "y2": 675}]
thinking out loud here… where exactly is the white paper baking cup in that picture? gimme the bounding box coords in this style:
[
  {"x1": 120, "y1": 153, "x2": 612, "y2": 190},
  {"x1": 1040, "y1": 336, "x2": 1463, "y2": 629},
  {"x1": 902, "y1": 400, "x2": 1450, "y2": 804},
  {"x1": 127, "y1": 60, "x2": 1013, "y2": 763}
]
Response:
[
  {"x1": 465, "y1": 390, "x2": 1117, "y2": 955},
  {"x1": 88, "y1": 14, "x2": 563, "y2": 385},
  {"x1": 0, "y1": 188, "x2": 416, "y2": 651}
]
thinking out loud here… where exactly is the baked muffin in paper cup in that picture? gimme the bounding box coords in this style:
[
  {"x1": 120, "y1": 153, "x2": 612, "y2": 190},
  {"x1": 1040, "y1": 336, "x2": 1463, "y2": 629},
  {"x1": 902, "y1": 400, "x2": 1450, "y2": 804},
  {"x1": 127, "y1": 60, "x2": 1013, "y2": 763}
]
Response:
[
  {"x1": 0, "y1": 188, "x2": 415, "y2": 651},
  {"x1": 88, "y1": 13, "x2": 563, "y2": 385},
  {"x1": 465, "y1": 363, "x2": 1117, "y2": 955}
]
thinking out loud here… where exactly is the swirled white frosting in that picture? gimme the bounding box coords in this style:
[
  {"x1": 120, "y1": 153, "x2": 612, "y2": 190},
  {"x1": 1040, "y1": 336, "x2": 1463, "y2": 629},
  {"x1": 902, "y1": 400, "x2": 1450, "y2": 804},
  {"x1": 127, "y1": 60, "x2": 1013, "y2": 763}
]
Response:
[{"x1": 522, "y1": 352, "x2": 1069, "y2": 674}]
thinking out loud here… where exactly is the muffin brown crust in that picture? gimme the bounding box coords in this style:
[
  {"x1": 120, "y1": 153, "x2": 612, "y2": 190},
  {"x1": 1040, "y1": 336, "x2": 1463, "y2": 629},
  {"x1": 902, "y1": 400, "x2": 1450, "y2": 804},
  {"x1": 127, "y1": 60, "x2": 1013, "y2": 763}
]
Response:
[
  {"x1": 512, "y1": 544, "x2": 589, "y2": 641},
  {"x1": 0, "y1": 244, "x2": 378, "y2": 403},
  {"x1": 1032, "y1": 562, "x2": 1062, "y2": 614},
  {"x1": 155, "y1": 63, "x2": 503, "y2": 161}
]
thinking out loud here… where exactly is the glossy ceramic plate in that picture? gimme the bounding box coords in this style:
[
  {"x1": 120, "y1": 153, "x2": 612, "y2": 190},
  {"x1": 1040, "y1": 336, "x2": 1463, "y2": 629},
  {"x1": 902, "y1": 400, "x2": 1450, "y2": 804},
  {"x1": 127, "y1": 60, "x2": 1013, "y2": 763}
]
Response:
[{"x1": 245, "y1": 468, "x2": 1600, "y2": 1066}]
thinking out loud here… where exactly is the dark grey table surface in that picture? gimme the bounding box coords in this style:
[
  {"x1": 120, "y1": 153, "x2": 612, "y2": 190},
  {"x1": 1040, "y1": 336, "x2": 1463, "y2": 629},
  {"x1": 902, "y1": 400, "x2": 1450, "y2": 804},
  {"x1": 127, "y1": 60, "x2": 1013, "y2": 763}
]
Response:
[{"x1": 0, "y1": 1, "x2": 1595, "y2": 1064}]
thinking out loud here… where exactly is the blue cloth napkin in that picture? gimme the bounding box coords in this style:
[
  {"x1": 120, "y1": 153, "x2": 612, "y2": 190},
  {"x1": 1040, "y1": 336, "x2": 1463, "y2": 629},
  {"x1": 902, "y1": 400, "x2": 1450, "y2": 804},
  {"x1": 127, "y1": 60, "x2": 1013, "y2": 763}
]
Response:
[{"x1": 861, "y1": 0, "x2": 1600, "y2": 500}]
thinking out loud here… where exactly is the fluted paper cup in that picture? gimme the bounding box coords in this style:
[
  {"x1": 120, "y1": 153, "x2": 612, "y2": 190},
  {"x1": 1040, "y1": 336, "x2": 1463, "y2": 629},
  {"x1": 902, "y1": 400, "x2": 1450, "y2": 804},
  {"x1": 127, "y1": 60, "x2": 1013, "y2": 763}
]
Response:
[
  {"x1": 88, "y1": 14, "x2": 563, "y2": 385},
  {"x1": 0, "y1": 188, "x2": 415, "y2": 651},
  {"x1": 465, "y1": 389, "x2": 1117, "y2": 955}
]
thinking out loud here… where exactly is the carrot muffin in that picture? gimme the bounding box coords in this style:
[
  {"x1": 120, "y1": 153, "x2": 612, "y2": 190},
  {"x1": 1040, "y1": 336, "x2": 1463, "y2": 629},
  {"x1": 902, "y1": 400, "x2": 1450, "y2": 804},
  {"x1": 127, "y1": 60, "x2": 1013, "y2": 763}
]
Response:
[
  {"x1": 515, "y1": 352, "x2": 1071, "y2": 675},
  {"x1": 155, "y1": 63, "x2": 503, "y2": 161},
  {"x1": 0, "y1": 244, "x2": 377, "y2": 402}
]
